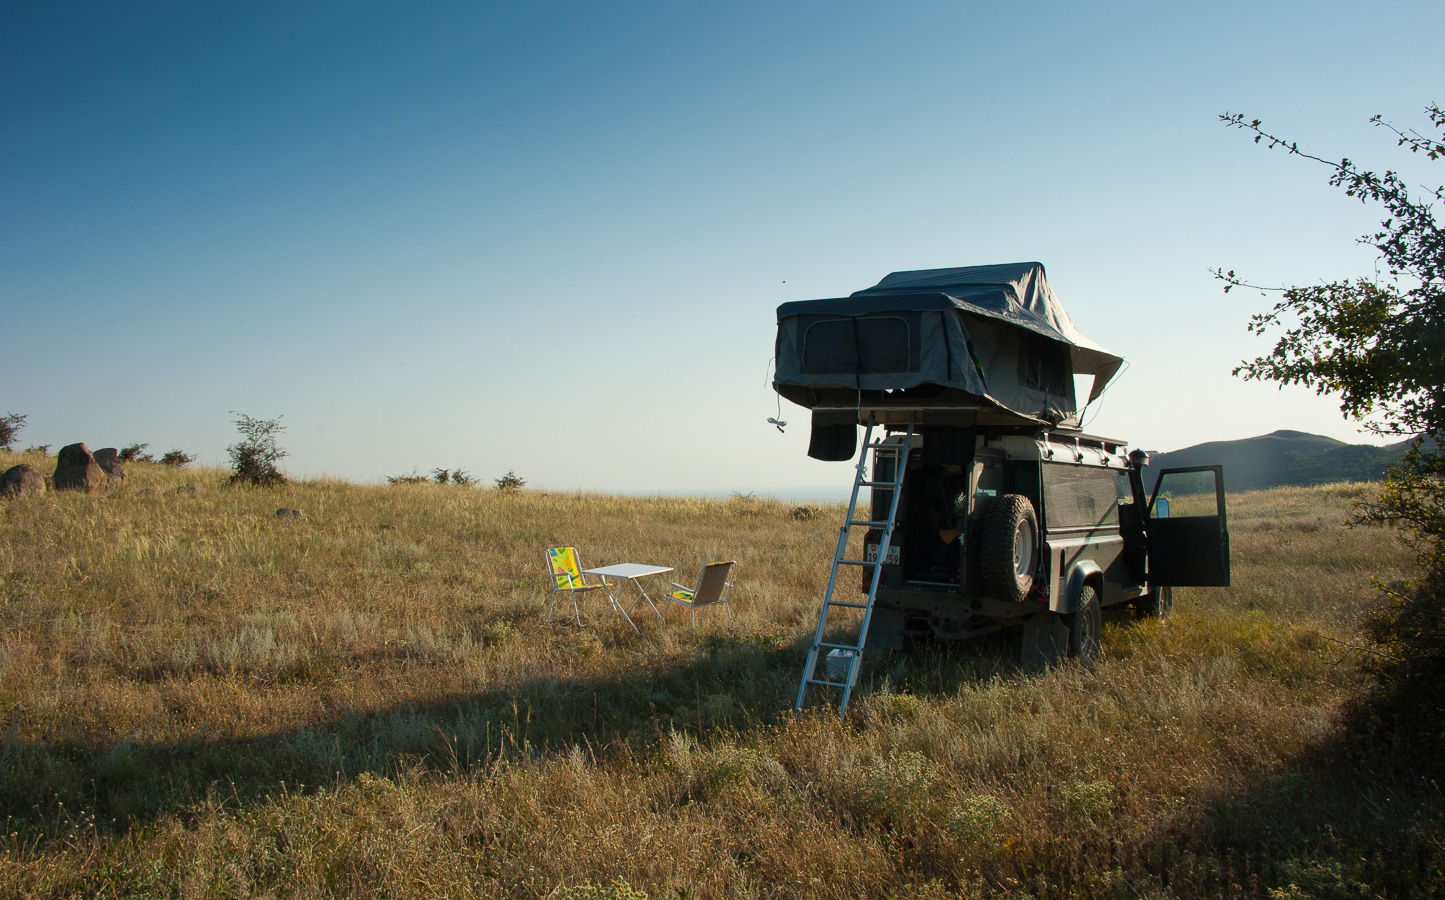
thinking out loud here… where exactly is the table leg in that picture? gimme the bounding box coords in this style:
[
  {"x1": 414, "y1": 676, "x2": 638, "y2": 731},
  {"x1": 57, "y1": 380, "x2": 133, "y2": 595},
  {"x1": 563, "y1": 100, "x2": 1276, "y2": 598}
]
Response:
[
  {"x1": 600, "y1": 579, "x2": 641, "y2": 633},
  {"x1": 626, "y1": 576, "x2": 666, "y2": 623}
]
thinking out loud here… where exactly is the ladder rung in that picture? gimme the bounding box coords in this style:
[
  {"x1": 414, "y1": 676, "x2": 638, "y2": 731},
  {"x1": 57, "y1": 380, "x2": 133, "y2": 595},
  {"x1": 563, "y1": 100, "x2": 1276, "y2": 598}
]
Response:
[
  {"x1": 824, "y1": 600, "x2": 869, "y2": 608},
  {"x1": 805, "y1": 678, "x2": 848, "y2": 689},
  {"x1": 849, "y1": 520, "x2": 890, "y2": 529},
  {"x1": 835, "y1": 559, "x2": 874, "y2": 567},
  {"x1": 818, "y1": 641, "x2": 863, "y2": 651}
]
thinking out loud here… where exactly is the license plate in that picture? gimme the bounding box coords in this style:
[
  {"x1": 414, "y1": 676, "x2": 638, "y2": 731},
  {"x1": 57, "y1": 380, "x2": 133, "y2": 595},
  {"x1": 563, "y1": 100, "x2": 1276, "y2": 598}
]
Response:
[{"x1": 864, "y1": 543, "x2": 900, "y2": 565}]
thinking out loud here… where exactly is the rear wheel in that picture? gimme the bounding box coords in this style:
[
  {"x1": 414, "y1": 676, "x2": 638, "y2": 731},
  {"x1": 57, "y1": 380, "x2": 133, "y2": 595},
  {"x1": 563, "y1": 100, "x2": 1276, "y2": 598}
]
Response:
[
  {"x1": 1135, "y1": 585, "x2": 1173, "y2": 619},
  {"x1": 1066, "y1": 585, "x2": 1102, "y2": 663},
  {"x1": 980, "y1": 494, "x2": 1038, "y2": 603}
]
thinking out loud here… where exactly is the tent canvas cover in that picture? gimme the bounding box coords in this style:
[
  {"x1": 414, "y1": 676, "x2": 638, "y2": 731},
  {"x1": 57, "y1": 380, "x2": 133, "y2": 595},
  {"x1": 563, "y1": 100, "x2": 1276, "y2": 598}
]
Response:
[{"x1": 773, "y1": 262, "x2": 1123, "y2": 426}]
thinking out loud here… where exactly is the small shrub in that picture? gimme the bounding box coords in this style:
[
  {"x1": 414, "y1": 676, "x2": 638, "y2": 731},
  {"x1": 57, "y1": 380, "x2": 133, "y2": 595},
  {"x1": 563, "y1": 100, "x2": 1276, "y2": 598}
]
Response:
[
  {"x1": 0, "y1": 412, "x2": 26, "y2": 451},
  {"x1": 948, "y1": 794, "x2": 1010, "y2": 842},
  {"x1": 481, "y1": 621, "x2": 515, "y2": 645},
  {"x1": 1061, "y1": 779, "x2": 1114, "y2": 824},
  {"x1": 860, "y1": 751, "x2": 937, "y2": 824},
  {"x1": 227, "y1": 412, "x2": 287, "y2": 486},
  {"x1": 495, "y1": 470, "x2": 525, "y2": 491},
  {"x1": 875, "y1": 690, "x2": 926, "y2": 720},
  {"x1": 24, "y1": 444, "x2": 51, "y2": 456},
  {"x1": 1267, "y1": 858, "x2": 1374, "y2": 900},
  {"x1": 553, "y1": 879, "x2": 649, "y2": 900},
  {"x1": 387, "y1": 470, "x2": 429, "y2": 485},
  {"x1": 160, "y1": 449, "x2": 195, "y2": 467},
  {"x1": 790, "y1": 504, "x2": 821, "y2": 521},
  {"x1": 119, "y1": 443, "x2": 154, "y2": 463}
]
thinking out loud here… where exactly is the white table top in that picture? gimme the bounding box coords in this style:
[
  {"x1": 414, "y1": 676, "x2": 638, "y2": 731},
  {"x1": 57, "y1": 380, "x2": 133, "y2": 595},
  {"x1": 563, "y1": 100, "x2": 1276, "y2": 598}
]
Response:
[{"x1": 583, "y1": 563, "x2": 673, "y2": 579}]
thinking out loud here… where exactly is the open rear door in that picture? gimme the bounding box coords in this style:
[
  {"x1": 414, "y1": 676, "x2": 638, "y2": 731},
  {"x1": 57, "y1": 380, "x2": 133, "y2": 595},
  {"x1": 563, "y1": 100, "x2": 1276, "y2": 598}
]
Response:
[{"x1": 1147, "y1": 466, "x2": 1230, "y2": 587}]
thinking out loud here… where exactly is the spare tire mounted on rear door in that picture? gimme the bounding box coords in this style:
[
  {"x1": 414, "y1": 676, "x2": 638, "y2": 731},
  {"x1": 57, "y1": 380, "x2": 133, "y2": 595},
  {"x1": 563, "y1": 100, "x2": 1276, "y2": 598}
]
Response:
[{"x1": 981, "y1": 493, "x2": 1038, "y2": 603}]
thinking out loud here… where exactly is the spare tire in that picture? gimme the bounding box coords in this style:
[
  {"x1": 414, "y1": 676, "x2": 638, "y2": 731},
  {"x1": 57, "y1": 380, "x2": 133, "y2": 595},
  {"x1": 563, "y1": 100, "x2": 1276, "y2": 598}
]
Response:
[{"x1": 980, "y1": 493, "x2": 1039, "y2": 603}]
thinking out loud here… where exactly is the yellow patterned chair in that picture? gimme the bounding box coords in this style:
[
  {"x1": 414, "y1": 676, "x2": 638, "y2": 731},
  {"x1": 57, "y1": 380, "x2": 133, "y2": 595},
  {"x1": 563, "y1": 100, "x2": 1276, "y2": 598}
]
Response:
[{"x1": 545, "y1": 547, "x2": 606, "y2": 625}]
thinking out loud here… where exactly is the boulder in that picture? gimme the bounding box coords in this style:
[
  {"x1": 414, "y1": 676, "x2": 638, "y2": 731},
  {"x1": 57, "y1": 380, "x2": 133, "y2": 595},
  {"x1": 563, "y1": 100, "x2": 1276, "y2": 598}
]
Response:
[
  {"x1": 275, "y1": 507, "x2": 306, "y2": 519},
  {"x1": 93, "y1": 447, "x2": 126, "y2": 485},
  {"x1": 53, "y1": 443, "x2": 107, "y2": 494},
  {"x1": 0, "y1": 464, "x2": 45, "y2": 499}
]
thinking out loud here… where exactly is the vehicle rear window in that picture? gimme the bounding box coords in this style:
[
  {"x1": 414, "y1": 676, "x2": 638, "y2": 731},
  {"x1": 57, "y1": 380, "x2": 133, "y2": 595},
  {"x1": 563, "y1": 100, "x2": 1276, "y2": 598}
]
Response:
[{"x1": 1043, "y1": 465, "x2": 1120, "y2": 530}]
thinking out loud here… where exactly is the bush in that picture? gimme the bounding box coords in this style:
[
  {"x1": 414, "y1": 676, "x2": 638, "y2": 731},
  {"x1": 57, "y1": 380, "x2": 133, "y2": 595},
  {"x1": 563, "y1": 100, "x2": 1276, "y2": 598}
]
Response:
[
  {"x1": 119, "y1": 443, "x2": 154, "y2": 463},
  {"x1": 24, "y1": 444, "x2": 51, "y2": 456},
  {"x1": 160, "y1": 449, "x2": 195, "y2": 468},
  {"x1": 495, "y1": 470, "x2": 526, "y2": 492},
  {"x1": 227, "y1": 413, "x2": 287, "y2": 486},
  {"x1": 388, "y1": 468, "x2": 476, "y2": 486},
  {"x1": 433, "y1": 468, "x2": 477, "y2": 487},
  {"x1": 0, "y1": 412, "x2": 27, "y2": 451}
]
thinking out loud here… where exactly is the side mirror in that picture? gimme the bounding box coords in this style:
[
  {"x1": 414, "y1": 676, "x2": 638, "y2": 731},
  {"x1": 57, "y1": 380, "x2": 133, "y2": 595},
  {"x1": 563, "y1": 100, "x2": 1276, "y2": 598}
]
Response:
[{"x1": 1154, "y1": 496, "x2": 1170, "y2": 519}]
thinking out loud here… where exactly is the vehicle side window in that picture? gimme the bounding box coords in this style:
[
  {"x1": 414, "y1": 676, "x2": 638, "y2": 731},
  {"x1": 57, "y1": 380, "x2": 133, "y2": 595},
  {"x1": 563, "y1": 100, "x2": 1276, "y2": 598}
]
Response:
[
  {"x1": 1043, "y1": 464, "x2": 1120, "y2": 530},
  {"x1": 1150, "y1": 469, "x2": 1221, "y2": 517}
]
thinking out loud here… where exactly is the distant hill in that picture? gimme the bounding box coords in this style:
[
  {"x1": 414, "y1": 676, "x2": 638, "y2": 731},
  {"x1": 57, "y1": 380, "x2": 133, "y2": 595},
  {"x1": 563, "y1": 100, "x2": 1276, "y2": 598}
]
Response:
[{"x1": 1141, "y1": 429, "x2": 1411, "y2": 493}]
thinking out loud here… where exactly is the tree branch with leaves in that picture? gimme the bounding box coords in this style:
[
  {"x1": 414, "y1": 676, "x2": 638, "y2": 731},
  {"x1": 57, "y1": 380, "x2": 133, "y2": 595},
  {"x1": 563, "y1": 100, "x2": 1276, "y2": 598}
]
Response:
[{"x1": 1221, "y1": 104, "x2": 1445, "y2": 740}]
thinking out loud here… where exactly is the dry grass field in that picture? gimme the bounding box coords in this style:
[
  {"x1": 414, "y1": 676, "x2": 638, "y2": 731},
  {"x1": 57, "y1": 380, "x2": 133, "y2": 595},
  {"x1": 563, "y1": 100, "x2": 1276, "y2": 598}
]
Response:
[{"x1": 2, "y1": 448, "x2": 1442, "y2": 898}]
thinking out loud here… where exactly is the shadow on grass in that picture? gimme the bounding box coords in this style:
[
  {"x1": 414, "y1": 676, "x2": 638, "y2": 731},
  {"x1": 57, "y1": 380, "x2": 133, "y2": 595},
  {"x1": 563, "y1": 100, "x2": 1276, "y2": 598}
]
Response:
[
  {"x1": 0, "y1": 622, "x2": 1030, "y2": 843},
  {"x1": 1126, "y1": 714, "x2": 1445, "y2": 898}
]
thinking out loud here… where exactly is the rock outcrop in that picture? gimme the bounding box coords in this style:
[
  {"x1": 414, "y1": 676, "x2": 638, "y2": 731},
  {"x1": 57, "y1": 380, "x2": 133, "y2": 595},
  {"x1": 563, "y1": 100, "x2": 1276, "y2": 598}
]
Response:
[
  {"x1": 0, "y1": 464, "x2": 45, "y2": 498},
  {"x1": 53, "y1": 443, "x2": 107, "y2": 494},
  {"x1": 93, "y1": 447, "x2": 126, "y2": 486}
]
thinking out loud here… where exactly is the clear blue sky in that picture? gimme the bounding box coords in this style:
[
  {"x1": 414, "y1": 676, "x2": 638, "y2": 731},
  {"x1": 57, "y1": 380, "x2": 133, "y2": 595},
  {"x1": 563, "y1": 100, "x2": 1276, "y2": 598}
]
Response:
[{"x1": 3, "y1": 1, "x2": 1442, "y2": 493}]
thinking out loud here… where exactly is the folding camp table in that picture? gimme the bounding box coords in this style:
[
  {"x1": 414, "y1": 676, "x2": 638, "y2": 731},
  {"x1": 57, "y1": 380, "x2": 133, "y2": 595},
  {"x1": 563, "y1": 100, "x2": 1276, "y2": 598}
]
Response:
[{"x1": 581, "y1": 563, "x2": 673, "y2": 631}]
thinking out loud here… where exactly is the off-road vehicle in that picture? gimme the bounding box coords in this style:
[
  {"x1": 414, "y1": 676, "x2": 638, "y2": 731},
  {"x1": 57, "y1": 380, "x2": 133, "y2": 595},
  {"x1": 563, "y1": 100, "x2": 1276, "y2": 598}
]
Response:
[{"x1": 772, "y1": 262, "x2": 1230, "y2": 713}]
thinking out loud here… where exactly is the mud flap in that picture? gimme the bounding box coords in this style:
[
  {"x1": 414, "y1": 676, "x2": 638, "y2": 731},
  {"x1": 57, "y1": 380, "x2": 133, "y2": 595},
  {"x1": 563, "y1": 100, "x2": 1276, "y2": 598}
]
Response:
[
  {"x1": 1020, "y1": 612, "x2": 1068, "y2": 667},
  {"x1": 864, "y1": 605, "x2": 906, "y2": 651}
]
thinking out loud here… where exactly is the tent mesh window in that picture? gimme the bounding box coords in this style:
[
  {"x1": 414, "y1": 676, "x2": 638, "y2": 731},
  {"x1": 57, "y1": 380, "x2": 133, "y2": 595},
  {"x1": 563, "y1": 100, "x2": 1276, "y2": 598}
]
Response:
[
  {"x1": 1017, "y1": 331, "x2": 1071, "y2": 397},
  {"x1": 801, "y1": 314, "x2": 917, "y2": 375}
]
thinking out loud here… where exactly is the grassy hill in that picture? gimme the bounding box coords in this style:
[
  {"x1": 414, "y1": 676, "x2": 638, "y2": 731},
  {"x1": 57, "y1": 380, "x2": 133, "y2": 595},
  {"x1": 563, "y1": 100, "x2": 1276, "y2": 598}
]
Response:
[
  {"x1": 1, "y1": 449, "x2": 1442, "y2": 898},
  {"x1": 1142, "y1": 429, "x2": 1407, "y2": 493}
]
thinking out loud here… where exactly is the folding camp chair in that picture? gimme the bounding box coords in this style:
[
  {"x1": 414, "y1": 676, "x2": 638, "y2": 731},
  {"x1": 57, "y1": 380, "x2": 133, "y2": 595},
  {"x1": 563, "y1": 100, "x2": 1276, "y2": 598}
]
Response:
[
  {"x1": 663, "y1": 561, "x2": 736, "y2": 629},
  {"x1": 545, "y1": 547, "x2": 606, "y2": 625}
]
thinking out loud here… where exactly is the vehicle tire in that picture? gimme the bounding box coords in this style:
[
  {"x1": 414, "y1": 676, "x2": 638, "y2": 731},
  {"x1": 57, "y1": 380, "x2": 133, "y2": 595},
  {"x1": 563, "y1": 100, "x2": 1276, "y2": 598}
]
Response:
[
  {"x1": 1135, "y1": 584, "x2": 1173, "y2": 619},
  {"x1": 1066, "y1": 584, "x2": 1102, "y2": 663},
  {"x1": 980, "y1": 494, "x2": 1038, "y2": 603}
]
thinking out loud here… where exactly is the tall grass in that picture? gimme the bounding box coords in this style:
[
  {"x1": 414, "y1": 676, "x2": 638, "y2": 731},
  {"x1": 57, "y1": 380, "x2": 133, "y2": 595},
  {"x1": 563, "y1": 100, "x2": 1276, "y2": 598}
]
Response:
[{"x1": 1, "y1": 450, "x2": 1439, "y2": 898}]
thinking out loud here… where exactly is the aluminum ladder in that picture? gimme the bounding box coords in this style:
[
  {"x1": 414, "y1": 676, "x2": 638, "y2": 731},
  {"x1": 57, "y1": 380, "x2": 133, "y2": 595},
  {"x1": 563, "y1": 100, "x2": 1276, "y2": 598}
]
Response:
[{"x1": 794, "y1": 415, "x2": 914, "y2": 716}]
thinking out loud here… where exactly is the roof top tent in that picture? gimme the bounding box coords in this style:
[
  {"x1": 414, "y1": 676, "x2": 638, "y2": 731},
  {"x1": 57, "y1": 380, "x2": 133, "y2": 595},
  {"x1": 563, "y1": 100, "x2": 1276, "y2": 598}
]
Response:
[{"x1": 772, "y1": 262, "x2": 1125, "y2": 459}]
